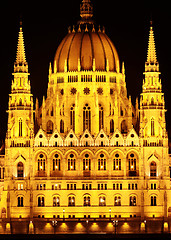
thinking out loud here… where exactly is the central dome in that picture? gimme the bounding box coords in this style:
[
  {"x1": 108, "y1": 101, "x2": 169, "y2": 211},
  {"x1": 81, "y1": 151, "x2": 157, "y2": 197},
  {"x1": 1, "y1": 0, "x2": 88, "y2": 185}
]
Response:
[{"x1": 54, "y1": 29, "x2": 120, "y2": 72}]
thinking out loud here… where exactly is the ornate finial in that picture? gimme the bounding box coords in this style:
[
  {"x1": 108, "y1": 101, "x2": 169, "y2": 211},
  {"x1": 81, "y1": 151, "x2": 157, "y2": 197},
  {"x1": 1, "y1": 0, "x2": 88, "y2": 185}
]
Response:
[
  {"x1": 79, "y1": 0, "x2": 94, "y2": 25},
  {"x1": 147, "y1": 23, "x2": 157, "y2": 64}
]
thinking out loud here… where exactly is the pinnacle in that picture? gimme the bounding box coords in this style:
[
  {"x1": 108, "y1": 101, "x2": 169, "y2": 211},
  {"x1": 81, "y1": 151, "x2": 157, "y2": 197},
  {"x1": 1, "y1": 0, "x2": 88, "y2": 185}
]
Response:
[
  {"x1": 147, "y1": 25, "x2": 157, "y2": 64},
  {"x1": 16, "y1": 26, "x2": 27, "y2": 64}
]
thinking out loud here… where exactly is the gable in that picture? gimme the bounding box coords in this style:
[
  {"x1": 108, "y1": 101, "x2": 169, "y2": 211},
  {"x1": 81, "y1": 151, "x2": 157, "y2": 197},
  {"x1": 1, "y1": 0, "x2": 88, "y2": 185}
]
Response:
[
  {"x1": 80, "y1": 129, "x2": 94, "y2": 146},
  {"x1": 64, "y1": 129, "x2": 79, "y2": 146},
  {"x1": 49, "y1": 129, "x2": 63, "y2": 147},
  {"x1": 34, "y1": 128, "x2": 48, "y2": 147},
  {"x1": 95, "y1": 129, "x2": 109, "y2": 146},
  {"x1": 110, "y1": 129, "x2": 124, "y2": 146}
]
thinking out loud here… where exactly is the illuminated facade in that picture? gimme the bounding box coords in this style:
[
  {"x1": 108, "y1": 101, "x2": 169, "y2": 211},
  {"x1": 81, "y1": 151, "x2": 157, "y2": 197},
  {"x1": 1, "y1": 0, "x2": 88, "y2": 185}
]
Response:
[{"x1": 0, "y1": 0, "x2": 170, "y2": 234}]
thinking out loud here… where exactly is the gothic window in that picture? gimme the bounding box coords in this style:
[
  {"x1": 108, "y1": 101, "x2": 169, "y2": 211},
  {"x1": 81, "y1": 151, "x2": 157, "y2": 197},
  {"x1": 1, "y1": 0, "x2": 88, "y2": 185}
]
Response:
[
  {"x1": 84, "y1": 196, "x2": 90, "y2": 206},
  {"x1": 19, "y1": 119, "x2": 22, "y2": 137},
  {"x1": 150, "y1": 161, "x2": 156, "y2": 177},
  {"x1": 38, "y1": 196, "x2": 45, "y2": 207},
  {"x1": 98, "y1": 153, "x2": 106, "y2": 170},
  {"x1": 129, "y1": 196, "x2": 136, "y2": 206},
  {"x1": 110, "y1": 119, "x2": 114, "y2": 133},
  {"x1": 60, "y1": 120, "x2": 64, "y2": 133},
  {"x1": 83, "y1": 154, "x2": 91, "y2": 170},
  {"x1": 17, "y1": 197, "x2": 23, "y2": 207},
  {"x1": 151, "y1": 98, "x2": 154, "y2": 105},
  {"x1": 83, "y1": 104, "x2": 91, "y2": 132},
  {"x1": 151, "y1": 196, "x2": 157, "y2": 206},
  {"x1": 70, "y1": 104, "x2": 75, "y2": 131},
  {"x1": 99, "y1": 104, "x2": 104, "y2": 130},
  {"x1": 151, "y1": 118, "x2": 155, "y2": 136},
  {"x1": 114, "y1": 196, "x2": 121, "y2": 206},
  {"x1": 68, "y1": 153, "x2": 76, "y2": 170},
  {"x1": 53, "y1": 196, "x2": 60, "y2": 207},
  {"x1": 17, "y1": 162, "x2": 24, "y2": 178},
  {"x1": 53, "y1": 153, "x2": 61, "y2": 171},
  {"x1": 46, "y1": 120, "x2": 53, "y2": 134},
  {"x1": 99, "y1": 196, "x2": 106, "y2": 206},
  {"x1": 38, "y1": 154, "x2": 46, "y2": 171},
  {"x1": 113, "y1": 154, "x2": 121, "y2": 170},
  {"x1": 68, "y1": 196, "x2": 75, "y2": 206},
  {"x1": 127, "y1": 153, "x2": 138, "y2": 177},
  {"x1": 121, "y1": 120, "x2": 127, "y2": 134}
]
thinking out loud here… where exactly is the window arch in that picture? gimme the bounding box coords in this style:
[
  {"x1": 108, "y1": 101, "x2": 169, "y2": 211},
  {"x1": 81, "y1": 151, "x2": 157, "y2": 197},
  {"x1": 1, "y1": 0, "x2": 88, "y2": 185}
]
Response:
[
  {"x1": 110, "y1": 119, "x2": 114, "y2": 133},
  {"x1": 70, "y1": 104, "x2": 75, "y2": 132},
  {"x1": 151, "y1": 195, "x2": 157, "y2": 206},
  {"x1": 60, "y1": 120, "x2": 64, "y2": 133},
  {"x1": 68, "y1": 153, "x2": 76, "y2": 170},
  {"x1": 53, "y1": 196, "x2": 60, "y2": 207},
  {"x1": 38, "y1": 153, "x2": 46, "y2": 172},
  {"x1": 99, "y1": 104, "x2": 104, "y2": 130},
  {"x1": 98, "y1": 153, "x2": 106, "y2": 170},
  {"x1": 150, "y1": 161, "x2": 156, "y2": 177},
  {"x1": 38, "y1": 196, "x2": 45, "y2": 207},
  {"x1": 84, "y1": 195, "x2": 91, "y2": 206},
  {"x1": 17, "y1": 196, "x2": 23, "y2": 207},
  {"x1": 114, "y1": 196, "x2": 121, "y2": 206},
  {"x1": 46, "y1": 120, "x2": 53, "y2": 134},
  {"x1": 83, "y1": 153, "x2": 91, "y2": 171},
  {"x1": 113, "y1": 153, "x2": 121, "y2": 170},
  {"x1": 68, "y1": 196, "x2": 75, "y2": 206},
  {"x1": 17, "y1": 162, "x2": 24, "y2": 178},
  {"x1": 53, "y1": 153, "x2": 61, "y2": 171},
  {"x1": 83, "y1": 104, "x2": 91, "y2": 132},
  {"x1": 151, "y1": 118, "x2": 155, "y2": 136},
  {"x1": 99, "y1": 196, "x2": 106, "y2": 206},
  {"x1": 127, "y1": 152, "x2": 138, "y2": 176},
  {"x1": 129, "y1": 195, "x2": 137, "y2": 206}
]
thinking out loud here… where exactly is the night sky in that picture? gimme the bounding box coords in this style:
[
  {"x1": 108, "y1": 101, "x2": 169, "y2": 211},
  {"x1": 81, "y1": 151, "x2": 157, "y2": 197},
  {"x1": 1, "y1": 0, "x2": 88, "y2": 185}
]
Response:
[{"x1": 0, "y1": 1, "x2": 171, "y2": 142}]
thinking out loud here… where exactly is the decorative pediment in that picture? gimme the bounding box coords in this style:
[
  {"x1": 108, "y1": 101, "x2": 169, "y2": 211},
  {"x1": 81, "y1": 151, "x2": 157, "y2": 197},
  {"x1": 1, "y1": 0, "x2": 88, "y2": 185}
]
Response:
[
  {"x1": 15, "y1": 154, "x2": 26, "y2": 162},
  {"x1": 80, "y1": 129, "x2": 94, "y2": 146},
  {"x1": 148, "y1": 153, "x2": 159, "y2": 162},
  {"x1": 34, "y1": 128, "x2": 48, "y2": 147},
  {"x1": 64, "y1": 129, "x2": 79, "y2": 147},
  {"x1": 95, "y1": 129, "x2": 109, "y2": 146},
  {"x1": 126, "y1": 128, "x2": 139, "y2": 146},
  {"x1": 110, "y1": 129, "x2": 124, "y2": 146},
  {"x1": 49, "y1": 129, "x2": 63, "y2": 147}
]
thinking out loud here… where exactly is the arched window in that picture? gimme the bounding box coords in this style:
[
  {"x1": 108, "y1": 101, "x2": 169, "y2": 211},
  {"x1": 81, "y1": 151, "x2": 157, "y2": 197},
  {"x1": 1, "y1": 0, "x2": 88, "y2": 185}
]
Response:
[
  {"x1": 18, "y1": 197, "x2": 23, "y2": 207},
  {"x1": 128, "y1": 153, "x2": 137, "y2": 176},
  {"x1": 19, "y1": 119, "x2": 22, "y2": 137},
  {"x1": 110, "y1": 119, "x2": 114, "y2": 133},
  {"x1": 53, "y1": 196, "x2": 60, "y2": 207},
  {"x1": 121, "y1": 120, "x2": 127, "y2": 134},
  {"x1": 151, "y1": 118, "x2": 155, "y2": 136},
  {"x1": 68, "y1": 153, "x2": 76, "y2": 170},
  {"x1": 84, "y1": 196, "x2": 90, "y2": 206},
  {"x1": 99, "y1": 104, "x2": 104, "y2": 130},
  {"x1": 151, "y1": 196, "x2": 157, "y2": 206},
  {"x1": 53, "y1": 153, "x2": 61, "y2": 171},
  {"x1": 151, "y1": 98, "x2": 154, "y2": 105},
  {"x1": 68, "y1": 196, "x2": 75, "y2": 206},
  {"x1": 98, "y1": 153, "x2": 106, "y2": 170},
  {"x1": 70, "y1": 104, "x2": 75, "y2": 132},
  {"x1": 38, "y1": 154, "x2": 46, "y2": 171},
  {"x1": 38, "y1": 196, "x2": 45, "y2": 207},
  {"x1": 150, "y1": 161, "x2": 156, "y2": 177},
  {"x1": 113, "y1": 153, "x2": 121, "y2": 170},
  {"x1": 17, "y1": 162, "x2": 24, "y2": 178},
  {"x1": 99, "y1": 196, "x2": 106, "y2": 206},
  {"x1": 46, "y1": 120, "x2": 53, "y2": 134},
  {"x1": 83, "y1": 153, "x2": 91, "y2": 171},
  {"x1": 83, "y1": 104, "x2": 91, "y2": 132},
  {"x1": 114, "y1": 196, "x2": 121, "y2": 206},
  {"x1": 129, "y1": 196, "x2": 136, "y2": 206},
  {"x1": 60, "y1": 120, "x2": 64, "y2": 133}
]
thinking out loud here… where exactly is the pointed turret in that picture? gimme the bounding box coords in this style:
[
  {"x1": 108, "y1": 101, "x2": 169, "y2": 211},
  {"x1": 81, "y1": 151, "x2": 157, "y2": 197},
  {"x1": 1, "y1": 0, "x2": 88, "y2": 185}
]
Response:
[
  {"x1": 14, "y1": 22, "x2": 28, "y2": 73},
  {"x1": 145, "y1": 22, "x2": 159, "y2": 72}
]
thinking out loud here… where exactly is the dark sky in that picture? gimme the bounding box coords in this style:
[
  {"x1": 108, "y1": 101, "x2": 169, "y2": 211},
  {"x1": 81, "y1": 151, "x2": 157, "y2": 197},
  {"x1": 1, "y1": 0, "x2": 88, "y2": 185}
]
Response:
[{"x1": 0, "y1": 1, "x2": 171, "y2": 141}]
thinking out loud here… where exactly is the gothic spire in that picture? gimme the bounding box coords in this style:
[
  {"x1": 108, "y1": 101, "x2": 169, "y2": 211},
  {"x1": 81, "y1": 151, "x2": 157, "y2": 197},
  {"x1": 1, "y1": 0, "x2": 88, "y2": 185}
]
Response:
[
  {"x1": 147, "y1": 22, "x2": 157, "y2": 64},
  {"x1": 14, "y1": 21, "x2": 28, "y2": 73}
]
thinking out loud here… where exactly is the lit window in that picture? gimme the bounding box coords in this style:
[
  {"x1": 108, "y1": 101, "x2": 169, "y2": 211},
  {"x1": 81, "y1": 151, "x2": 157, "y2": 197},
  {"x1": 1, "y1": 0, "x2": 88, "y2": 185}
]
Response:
[
  {"x1": 129, "y1": 196, "x2": 136, "y2": 206},
  {"x1": 68, "y1": 154, "x2": 76, "y2": 170},
  {"x1": 83, "y1": 154, "x2": 91, "y2": 170},
  {"x1": 38, "y1": 196, "x2": 45, "y2": 207},
  {"x1": 17, "y1": 162, "x2": 24, "y2": 178},
  {"x1": 38, "y1": 154, "x2": 46, "y2": 171},
  {"x1": 114, "y1": 196, "x2": 121, "y2": 206},
  {"x1": 53, "y1": 153, "x2": 61, "y2": 171},
  {"x1": 150, "y1": 161, "x2": 156, "y2": 177},
  {"x1": 84, "y1": 196, "x2": 90, "y2": 206},
  {"x1": 113, "y1": 154, "x2": 121, "y2": 170},
  {"x1": 99, "y1": 196, "x2": 106, "y2": 206},
  {"x1": 68, "y1": 196, "x2": 75, "y2": 206},
  {"x1": 53, "y1": 196, "x2": 60, "y2": 207},
  {"x1": 98, "y1": 153, "x2": 106, "y2": 170}
]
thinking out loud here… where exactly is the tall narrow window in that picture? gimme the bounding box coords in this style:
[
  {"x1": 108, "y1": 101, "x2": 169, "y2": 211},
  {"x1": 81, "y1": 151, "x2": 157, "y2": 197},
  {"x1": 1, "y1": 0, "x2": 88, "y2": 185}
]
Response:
[
  {"x1": 84, "y1": 196, "x2": 90, "y2": 206},
  {"x1": 129, "y1": 196, "x2": 136, "y2": 206},
  {"x1": 38, "y1": 154, "x2": 46, "y2": 171},
  {"x1": 53, "y1": 154, "x2": 61, "y2": 171},
  {"x1": 151, "y1": 196, "x2": 157, "y2": 206},
  {"x1": 38, "y1": 196, "x2": 45, "y2": 207},
  {"x1": 68, "y1": 196, "x2": 75, "y2": 206},
  {"x1": 98, "y1": 153, "x2": 106, "y2": 170},
  {"x1": 17, "y1": 162, "x2": 24, "y2": 178},
  {"x1": 18, "y1": 197, "x2": 23, "y2": 207},
  {"x1": 113, "y1": 154, "x2": 121, "y2": 170},
  {"x1": 110, "y1": 119, "x2": 114, "y2": 133},
  {"x1": 68, "y1": 154, "x2": 76, "y2": 170},
  {"x1": 83, "y1": 104, "x2": 91, "y2": 132},
  {"x1": 151, "y1": 118, "x2": 155, "y2": 136},
  {"x1": 99, "y1": 104, "x2": 104, "y2": 130},
  {"x1": 83, "y1": 154, "x2": 91, "y2": 170},
  {"x1": 70, "y1": 104, "x2": 75, "y2": 131},
  {"x1": 150, "y1": 161, "x2": 156, "y2": 177},
  {"x1": 60, "y1": 120, "x2": 64, "y2": 133},
  {"x1": 19, "y1": 119, "x2": 22, "y2": 137}
]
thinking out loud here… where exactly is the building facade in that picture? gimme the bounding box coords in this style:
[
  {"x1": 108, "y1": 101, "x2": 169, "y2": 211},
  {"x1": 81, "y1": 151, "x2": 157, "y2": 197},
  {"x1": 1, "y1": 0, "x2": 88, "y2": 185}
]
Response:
[{"x1": 0, "y1": 0, "x2": 170, "y2": 234}]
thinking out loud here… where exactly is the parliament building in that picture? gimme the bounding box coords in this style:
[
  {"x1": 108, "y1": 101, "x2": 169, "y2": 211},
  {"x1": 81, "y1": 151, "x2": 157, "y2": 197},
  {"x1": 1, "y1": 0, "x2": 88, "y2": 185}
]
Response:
[{"x1": 0, "y1": 0, "x2": 170, "y2": 234}]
